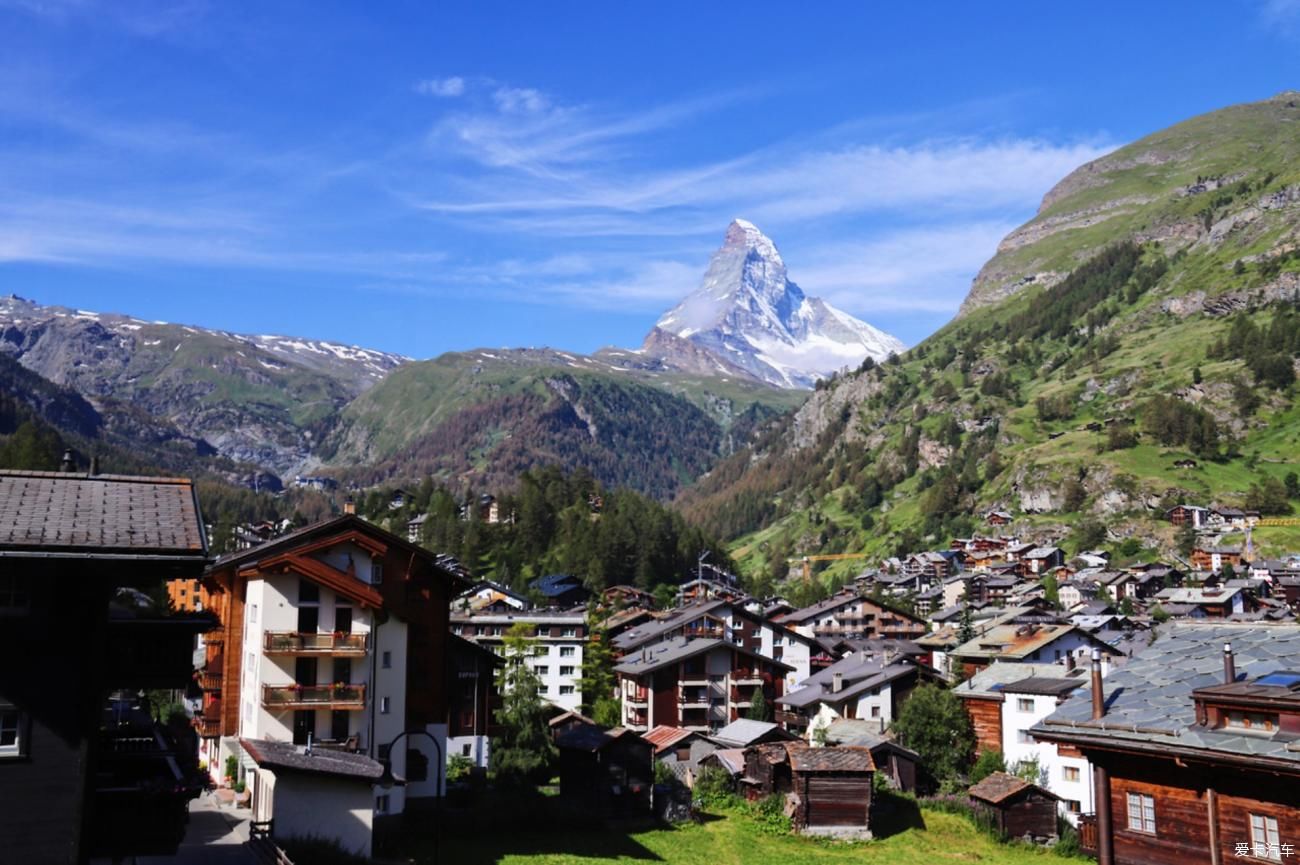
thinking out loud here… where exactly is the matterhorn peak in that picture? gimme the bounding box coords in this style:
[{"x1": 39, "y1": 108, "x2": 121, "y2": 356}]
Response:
[{"x1": 643, "y1": 221, "x2": 905, "y2": 389}]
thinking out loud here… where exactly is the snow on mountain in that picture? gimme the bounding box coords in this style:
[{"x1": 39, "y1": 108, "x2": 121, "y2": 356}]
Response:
[{"x1": 645, "y1": 220, "x2": 905, "y2": 388}]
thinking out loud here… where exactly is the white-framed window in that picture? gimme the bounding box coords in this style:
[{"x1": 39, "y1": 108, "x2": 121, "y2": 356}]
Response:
[
  {"x1": 0, "y1": 704, "x2": 25, "y2": 757},
  {"x1": 1017, "y1": 698, "x2": 1035, "y2": 712},
  {"x1": 559, "y1": 685, "x2": 575, "y2": 696},
  {"x1": 535, "y1": 666, "x2": 549, "y2": 676},
  {"x1": 249, "y1": 604, "x2": 259, "y2": 624},
  {"x1": 559, "y1": 646, "x2": 575, "y2": 658},
  {"x1": 1065, "y1": 799, "x2": 1082, "y2": 814},
  {"x1": 1250, "y1": 814, "x2": 1281, "y2": 860},
  {"x1": 380, "y1": 697, "x2": 390, "y2": 714},
  {"x1": 561, "y1": 627, "x2": 577, "y2": 638},
  {"x1": 1126, "y1": 792, "x2": 1156, "y2": 834},
  {"x1": 559, "y1": 666, "x2": 574, "y2": 676},
  {"x1": 538, "y1": 684, "x2": 549, "y2": 694},
  {"x1": 382, "y1": 651, "x2": 392, "y2": 669},
  {"x1": 0, "y1": 573, "x2": 30, "y2": 614},
  {"x1": 533, "y1": 645, "x2": 548, "y2": 657}
]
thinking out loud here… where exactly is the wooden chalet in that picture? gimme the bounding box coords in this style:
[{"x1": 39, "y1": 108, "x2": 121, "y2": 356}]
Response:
[
  {"x1": 0, "y1": 469, "x2": 213, "y2": 864},
  {"x1": 1033, "y1": 624, "x2": 1300, "y2": 865},
  {"x1": 555, "y1": 725, "x2": 653, "y2": 816},
  {"x1": 1191, "y1": 546, "x2": 1246, "y2": 573},
  {"x1": 737, "y1": 742, "x2": 875, "y2": 836},
  {"x1": 969, "y1": 772, "x2": 1059, "y2": 842}
]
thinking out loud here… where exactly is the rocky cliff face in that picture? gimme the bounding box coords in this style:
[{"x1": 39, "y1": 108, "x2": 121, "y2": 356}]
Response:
[{"x1": 643, "y1": 219, "x2": 905, "y2": 388}]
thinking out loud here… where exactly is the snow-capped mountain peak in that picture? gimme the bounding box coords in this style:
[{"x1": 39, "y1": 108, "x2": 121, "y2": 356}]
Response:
[{"x1": 645, "y1": 220, "x2": 905, "y2": 388}]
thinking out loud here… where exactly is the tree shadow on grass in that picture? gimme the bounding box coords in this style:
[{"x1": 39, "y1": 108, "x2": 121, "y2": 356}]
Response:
[{"x1": 871, "y1": 790, "x2": 927, "y2": 840}]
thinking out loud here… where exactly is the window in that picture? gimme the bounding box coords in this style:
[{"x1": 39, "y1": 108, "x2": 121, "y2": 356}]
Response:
[
  {"x1": 1226, "y1": 710, "x2": 1278, "y2": 732},
  {"x1": 1017, "y1": 698, "x2": 1035, "y2": 713},
  {"x1": 0, "y1": 574, "x2": 30, "y2": 614},
  {"x1": 559, "y1": 666, "x2": 574, "y2": 676},
  {"x1": 382, "y1": 651, "x2": 392, "y2": 669},
  {"x1": 773, "y1": 634, "x2": 783, "y2": 645},
  {"x1": 533, "y1": 645, "x2": 548, "y2": 656},
  {"x1": 1065, "y1": 799, "x2": 1082, "y2": 814},
  {"x1": 1251, "y1": 814, "x2": 1281, "y2": 860},
  {"x1": 380, "y1": 696, "x2": 390, "y2": 714},
  {"x1": 249, "y1": 604, "x2": 259, "y2": 624},
  {"x1": 0, "y1": 705, "x2": 25, "y2": 757},
  {"x1": 870, "y1": 706, "x2": 881, "y2": 719},
  {"x1": 559, "y1": 685, "x2": 575, "y2": 696},
  {"x1": 561, "y1": 627, "x2": 577, "y2": 638},
  {"x1": 535, "y1": 666, "x2": 549, "y2": 676},
  {"x1": 369, "y1": 563, "x2": 383, "y2": 585},
  {"x1": 538, "y1": 685, "x2": 549, "y2": 695},
  {"x1": 675, "y1": 746, "x2": 691, "y2": 762},
  {"x1": 1126, "y1": 792, "x2": 1156, "y2": 834},
  {"x1": 1063, "y1": 766, "x2": 1081, "y2": 783},
  {"x1": 462, "y1": 743, "x2": 471, "y2": 757},
  {"x1": 559, "y1": 646, "x2": 575, "y2": 658},
  {"x1": 375, "y1": 794, "x2": 390, "y2": 814}
]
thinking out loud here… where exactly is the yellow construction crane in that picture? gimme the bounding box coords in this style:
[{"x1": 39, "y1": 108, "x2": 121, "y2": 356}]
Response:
[
  {"x1": 787, "y1": 553, "x2": 873, "y2": 582},
  {"x1": 1244, "y1": 518, "x2": 1300, "y2": 562}
]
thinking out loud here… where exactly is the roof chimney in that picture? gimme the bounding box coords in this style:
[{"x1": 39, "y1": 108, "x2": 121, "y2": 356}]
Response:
[
  {"x1": 343, "y1": 496, "x2": 356, "y2": 515},
  {"x1": 1090, "y1": 648, "x2": 1105, "y2": 720},
  {"x1": 60, "y1": 449, "x2": 75, "y2": 472},
  {"x1": 1223, "y1": 642, "x2": 1236, "y2": 685},
  {"x1": 88, "y1": 455, "x2": 100, "y2": 476},
  {"x1": 832, "y1": 672, "x2": 843, "y2": 693}
]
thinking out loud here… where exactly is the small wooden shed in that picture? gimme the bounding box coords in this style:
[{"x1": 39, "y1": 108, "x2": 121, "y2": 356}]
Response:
[
  {"x1": 555, "y1": 725, "x2": 653, "y2": 816},
  {"x1": 788, "y1": 746, "x2": 874, "y2": 837},
  {"x1": 968, "y1": 772, "x2": 1059, "y2": 842}
]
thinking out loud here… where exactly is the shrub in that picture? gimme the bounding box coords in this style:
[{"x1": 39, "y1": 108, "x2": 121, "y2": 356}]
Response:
[
  {"x1": 970, "y1": 749, "x2": 1006, "y2": 784},
  {"x1": 446, "y1": 754, "x2": 474, "y2": 783},
  {"x1": 692, "y1": 765, "x2": 736, "y2": 808},
  {"x1": 744, "y1": 793, "x2": 792, "y2": 836}
]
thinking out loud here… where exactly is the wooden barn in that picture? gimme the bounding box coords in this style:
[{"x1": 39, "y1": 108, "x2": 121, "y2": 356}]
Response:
[
  {"x1": 738, "y1": 742, "x2": 795, "y2": 800},
  {"x1": 789, "y1": 746, "x2": 875, "y2": 837},
  {"x1": 969, "y1": 772, "x2": 1059, "y2": 842},
  {"x1": 555, "y1": 725, "x2": 653, "y2": 816}
]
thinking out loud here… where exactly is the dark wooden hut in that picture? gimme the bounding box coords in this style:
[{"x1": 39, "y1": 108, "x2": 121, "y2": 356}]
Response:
[
  {"x1": 555, "y1": 725, "x2": 653, "y2": 816},
  {"x1": 968, "y1": 772, "x2": 1059, "y2": 842}
]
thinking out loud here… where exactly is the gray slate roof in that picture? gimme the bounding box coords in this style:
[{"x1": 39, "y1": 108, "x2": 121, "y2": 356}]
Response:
[
  {"x1": 613, "y1": 636, "x2": 793, "y2": 676},
  {"x1": 1034, "y1": 623, "x2": 1300, "y2": 769},
  {"x1": 240, "y1": 738, "x2": 383, "y2": 781},
  {"x1": 710, "y1": 719, "x2": 787, "y2": 748},
  {"x1": 0, "y1": 469, "x2": 207, "y2": 555}
]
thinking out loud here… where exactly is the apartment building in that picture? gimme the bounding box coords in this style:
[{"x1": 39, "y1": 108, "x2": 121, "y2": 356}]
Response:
[
  {"x1": 185, "y1": 514, "x2": 465, "y2": 816},
  {"x1": 450, "y1": 611, "x2": 587, "y2": 711}
]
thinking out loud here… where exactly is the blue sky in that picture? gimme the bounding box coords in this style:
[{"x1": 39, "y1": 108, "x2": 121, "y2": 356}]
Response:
[{"x1": 1, "y1": 1, "x2": 1298, "y2": 358}]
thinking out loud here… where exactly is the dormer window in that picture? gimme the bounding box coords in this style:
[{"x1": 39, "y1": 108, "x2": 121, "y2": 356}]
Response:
[{"x1": 1225, "y1": 710, "x2": 1277, "y2": 732}]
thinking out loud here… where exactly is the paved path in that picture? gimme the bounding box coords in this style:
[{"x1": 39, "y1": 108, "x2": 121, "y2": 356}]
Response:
[{"x1": 134, "y1": 792, "x2": 258, "y2": 865}]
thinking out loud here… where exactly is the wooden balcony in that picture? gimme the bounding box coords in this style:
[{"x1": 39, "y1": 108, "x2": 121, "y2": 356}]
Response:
[
  {"x1": 776, "y1": 709, "x2": 806, "y2": 727},
  {"x1": 732, "y1": 670, "x2": 764, "y2": 686},
  {"x1": 195, "y1": 702, "x2": 222, "y2": 738},
  {"x1": 198, "y1": 668, "x2": 223, "y2": 691},
  {"x1": 1077, "y1": 812, "x2": 1097, "y2": 858},
  {"x1": 263, "y1": 631, "x2": 367, "y2": 656},
  {"x1": 262, "y1": 683, "x2": 366, "y2": 710}
]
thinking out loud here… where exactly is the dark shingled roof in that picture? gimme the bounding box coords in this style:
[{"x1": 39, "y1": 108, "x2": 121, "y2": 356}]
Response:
[
  {"x1": 968, "y1": 772, "x2": 1052, "y2": 804},
  {"x1": 1002, "y1": 676, "x2": 1087, "y2": 697},
  {"x1": 789, "y1": 745, "x2": 875, "y2": 773},
  {"x1": 554, "y1": 725, "x2": 641, "y2": 752},
  {"x1": 0, "y1": 469, "x2": 207, "y2": 555},
  {"x1": 240, "y1": 738, "x2": 383, "y2": 781}
]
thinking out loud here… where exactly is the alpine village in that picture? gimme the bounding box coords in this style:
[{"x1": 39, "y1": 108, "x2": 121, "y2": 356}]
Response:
[{"x1": 8, "y1": 15, "x2": 1300, "y2": 865}]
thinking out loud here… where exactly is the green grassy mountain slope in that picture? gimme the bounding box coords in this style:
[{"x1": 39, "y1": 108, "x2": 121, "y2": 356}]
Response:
[
  {"x1": 321, "y1": 347, "x2": 805, "y2": 500},
  {"x1": 680, "y1": 93, "x2": 1300, "y2": 591}
]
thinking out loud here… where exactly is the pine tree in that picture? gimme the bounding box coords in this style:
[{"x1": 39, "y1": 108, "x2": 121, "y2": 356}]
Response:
[
  {"x1": 490, "y1": 622, "x2": 557, "y2": 786},
  {"x1": 745, "y1": 687, "x2": 769, "y2": 722}
]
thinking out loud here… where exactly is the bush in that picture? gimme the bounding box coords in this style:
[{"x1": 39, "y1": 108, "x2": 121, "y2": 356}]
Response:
[
  {"x1": 692, "y1": 765, "x2": 736, "y2": 808},
  {"x1": 743, "y1": 793, "x2": 792, "y2": 836},
  {"x1": 446, "y1": 754, "x2": 474, "y2": 783},
  {"x1": 970, "y1": 749, "x2": 1006, "y2": 784}
]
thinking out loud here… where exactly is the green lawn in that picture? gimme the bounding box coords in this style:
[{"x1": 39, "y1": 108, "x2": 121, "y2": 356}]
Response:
[{"x1": 428, "y1": 806, "x2": 1083, "y2": 865}]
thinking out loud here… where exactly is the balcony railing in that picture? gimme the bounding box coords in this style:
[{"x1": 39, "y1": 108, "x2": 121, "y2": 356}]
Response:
[
  {"x1": 626, "y1": 688, "x2": 649, "y2": 706},
  {"x1": 198, "y1": 669, "x2": 223, "y2": 691},
  {"x1": 262, "y1": 683, "x2": 366, "y2": 710},
  {"x1": 775, "y1": 710, "x2": 806, "y2": 727},
  {"x1": 733, "y1": 670, "x2": 763, "y2": 686},
  {"x1": 195, "y1": 703, "x2": 221, "y2": 738},
  {"x1": 264, "y1": 631, "x2": 368, "y2": 655}
]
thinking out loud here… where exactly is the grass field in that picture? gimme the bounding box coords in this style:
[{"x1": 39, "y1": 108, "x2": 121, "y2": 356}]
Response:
[{"x1": 429, "y1": 805, "x2": 1083, "y2": 865}]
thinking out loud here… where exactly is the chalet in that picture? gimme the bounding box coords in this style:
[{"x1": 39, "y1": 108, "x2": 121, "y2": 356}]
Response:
[
  {"x1": 676, "y1": 575, "x2": 747, "y2": 605},
  {"x1": 776, "y1": 589, "x2": 928, "y2": 643},
  {"x1": 614, "y1": 638, "x2": 792, "y2": 733},
  {"x1": 709, "y1": 718, "x2": 800, "y2": 749},
  {"x1": 1058, "y1": 579, "x2": 1101, "y2": 611},
  {"x1": 446, "y1": 634, "x2": 502, "y2": 769},
  {"x1": 613, "y1": 597, "x2": 822, "y2": 689},
  {"x1": 388, "y1": 488, "x2": 409, "y2": 510},
  {"x1": 555, "y1": 725, "x2": 653, "y2": 816},
  {"x1": 1021, "y1": 547, "x2": 1066, "y2": 577},
  {"x1": 1191, "y1": 546, "x2": 1245, "y2": 573},
  {"x1": 985, "y1": 575, "x2": 1020, "y2": 606},
  {"x1": 1207, "y1": 506, "x2": 1260, "y2": 530},
  {"x1": 942, "y1": 575, "x2": 970, "y2": 609},
  {"x1": 1076, "y1": 550, "x2": 1111, "y2": 569},
  {"x1": 601, "y1": 584, "x2": 656, "y2": 609},
  {"x1": 902, "y1": 550, "x2": 960, "y2": 582},
  {"x1": 1166, "y1": 505, "x2": 1210, "y2": 529},
  {"x1": 823, "y1": 720, "x2": 921, "y2": 793},
  {"x1": 454, "y1": 579, "x2": 530, "y2": 612},
  {"x1": 0, "y1": 469, "x2": 212, "y2": 864},
  {"x1": 190, "y1": 514, "x2": 469, "y2": 818},
  {"x1": 1032, "y1": 624, "x2": 1300, "y2": 865},
  {"x1": 914, "y1": 584, "x2": 945, "y2": 617},
  {"x1": 243, "y1": 738, "x2": 383, "y2": 858},
  {"x1": 1152, "y1": 586, "x2": 1252, "y2": 618},
  {"x1": 529, "y1": 572, "x2": 589, "y2": 607},
  {"x1": 969, "y1": 772, "x2": 1060, "y2": 843},
  {"x1": 1005, "y1": 542, "x2": 1037, "y2": 563},
  {"x1": 600, "y1": 606, "x2": 656, "y2": 641},
  {"x1": 948, "y1": 623, "x2": 1120, "y2": 680},
  {"x1": 547, "y1": 708, "x2": 597, "y2": 742},
  {"x1": 987, "y1": 510, "x2": 1015, "y2": 526},
  {"x1": 777, "y1": 651, "x2": 940, "y2": 736},
  {"x1": 406, "y1": 512, "x2": 427, "y2": 543}
]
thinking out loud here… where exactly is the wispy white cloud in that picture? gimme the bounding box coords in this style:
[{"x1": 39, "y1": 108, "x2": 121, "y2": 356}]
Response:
[
  {"x1": 415, "y1": 76, "x2": 466, "y2": 98},
  {"x1": 492, "y1": 85, "x2": 549, "y2": 114}
]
